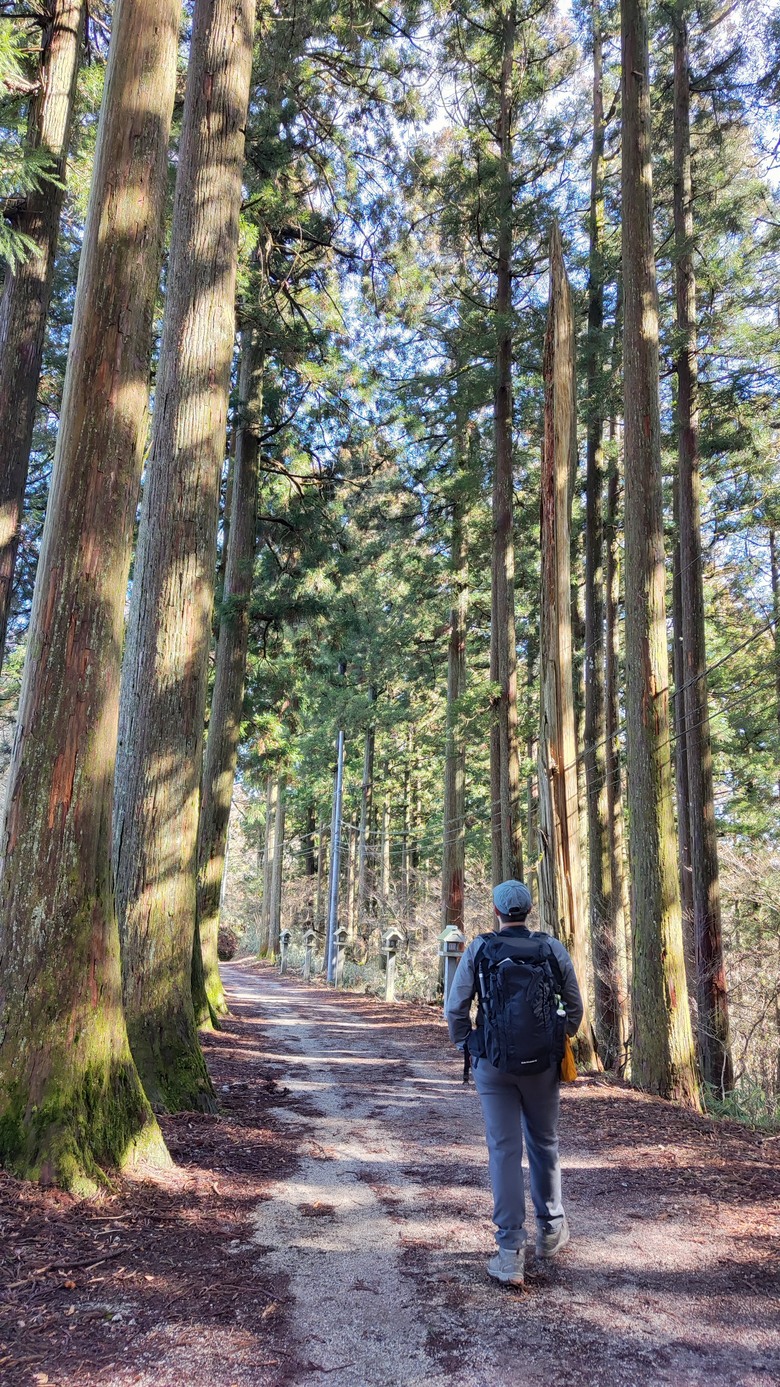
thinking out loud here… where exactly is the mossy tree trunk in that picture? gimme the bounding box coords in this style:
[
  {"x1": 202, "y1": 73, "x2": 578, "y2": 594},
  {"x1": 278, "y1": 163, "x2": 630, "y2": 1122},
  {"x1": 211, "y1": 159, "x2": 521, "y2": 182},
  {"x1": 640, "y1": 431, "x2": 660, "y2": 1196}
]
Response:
[
  {"x1": 538, "y1": 222, "x2": 598, "y2": 1071},
  {"x1": 113, "y1": 0, "x2": 255, "y2": 1113},
  {"x1": 490, "y1": 1, "x2": 523, "y2": 887},
  {"x1": 621, "y1": 0, "x2": 699, "y2": 1106},
  {"x1": 673, "y1": 0, "x2": 732, "y2": 1097},
  {"x1": 196, "y1": 330, "x2": 263, "y2": 1020},
  {"x1": 0, "y1": 0, "x2": 181, "y2": 1189},
  {"x1": 0, "y1": 0, "x2": 86, "y2": 669}
]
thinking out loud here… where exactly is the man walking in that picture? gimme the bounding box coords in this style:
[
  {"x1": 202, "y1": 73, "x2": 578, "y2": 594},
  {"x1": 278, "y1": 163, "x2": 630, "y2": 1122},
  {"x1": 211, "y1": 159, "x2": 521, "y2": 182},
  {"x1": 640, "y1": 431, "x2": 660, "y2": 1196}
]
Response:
[{"x1": 445, "y1": 879, "x2": 583, "y2": 1286}]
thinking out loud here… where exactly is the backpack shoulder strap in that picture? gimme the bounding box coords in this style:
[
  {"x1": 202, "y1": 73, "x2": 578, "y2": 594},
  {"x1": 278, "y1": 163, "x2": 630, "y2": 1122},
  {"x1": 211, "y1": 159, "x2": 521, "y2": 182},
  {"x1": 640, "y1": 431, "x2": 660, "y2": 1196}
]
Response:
[{"x1": 533, "y1": 931, "x2": 565, "y2": 992}]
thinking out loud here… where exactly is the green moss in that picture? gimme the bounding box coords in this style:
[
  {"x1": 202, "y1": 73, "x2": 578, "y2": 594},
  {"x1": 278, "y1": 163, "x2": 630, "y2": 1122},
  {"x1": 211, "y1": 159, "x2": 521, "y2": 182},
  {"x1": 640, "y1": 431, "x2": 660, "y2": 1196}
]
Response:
[{"x1": 0, "y1": 1058, "x2": 170, "y2": 1192}]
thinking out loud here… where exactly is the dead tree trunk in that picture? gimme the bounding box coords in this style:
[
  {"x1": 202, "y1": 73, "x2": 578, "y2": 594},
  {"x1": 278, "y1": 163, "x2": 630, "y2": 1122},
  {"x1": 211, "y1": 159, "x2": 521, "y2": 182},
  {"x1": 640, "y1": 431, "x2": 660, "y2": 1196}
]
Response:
[
  {"x1": 605, "y1": 415, "x2": 631, "y2": 1006},
  {"x1": 0, "y1": 0, "x2": 86, "y2": 668},
  {"x1": 673, "y1": 0, "x2": 732, "y2": 1096},
  {"x1": 621, "y1": 0, "x2": 699, "y2": 1105},
  {"x1": 196, "y1": 330, "x2": 263, "y2": 1020},
  {"x1": 538, "y1": 222, "x2": 598, "y2": 1070},
  {"x1": 114, "y1": 0, "x2": 255, "y2": 1113},
  {"x1": 0, "y1": 0, "x2": 180, "y2": 1186},
  {"x1": 672, "y1": 479, "x2": 696, "y2": 1002},
  {"x1": 490, "y1": 0, "x2": 523, "y2": 886}
]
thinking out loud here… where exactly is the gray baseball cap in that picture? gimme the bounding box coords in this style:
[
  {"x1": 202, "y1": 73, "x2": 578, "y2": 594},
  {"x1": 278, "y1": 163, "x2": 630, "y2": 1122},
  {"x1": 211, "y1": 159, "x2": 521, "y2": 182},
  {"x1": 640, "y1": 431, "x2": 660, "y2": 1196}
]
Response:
[{"x1": 493, "y1": 879, "x2": 532, "y2": 919}]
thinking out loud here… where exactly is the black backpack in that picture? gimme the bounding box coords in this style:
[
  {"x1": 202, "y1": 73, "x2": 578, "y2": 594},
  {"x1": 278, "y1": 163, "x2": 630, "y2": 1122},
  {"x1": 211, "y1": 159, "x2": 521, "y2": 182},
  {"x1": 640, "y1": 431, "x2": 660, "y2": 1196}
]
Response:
[{"x1": 467, "y1": 931, "x2": 566, "y2": 1078}]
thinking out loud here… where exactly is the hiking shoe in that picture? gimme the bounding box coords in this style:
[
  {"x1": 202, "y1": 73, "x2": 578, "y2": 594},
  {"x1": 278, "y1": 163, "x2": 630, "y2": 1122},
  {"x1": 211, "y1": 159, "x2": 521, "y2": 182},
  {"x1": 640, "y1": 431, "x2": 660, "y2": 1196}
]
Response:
[
  {"x1": 536, "y1": 1216, "x2": 570, "y2": 1259},
  {"x1": 487, "y1": 1246, "x2": 525, "y2": 1286}
]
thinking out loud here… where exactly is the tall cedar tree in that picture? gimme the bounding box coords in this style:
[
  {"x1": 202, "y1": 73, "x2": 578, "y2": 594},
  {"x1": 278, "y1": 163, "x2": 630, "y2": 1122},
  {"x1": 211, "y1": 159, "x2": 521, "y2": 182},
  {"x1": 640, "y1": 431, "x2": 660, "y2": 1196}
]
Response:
[
  {"x1": 441, "y1": 385, "x2": 471, "y2": 931},
  {"x1": 0, "y1": 0, "x2": 181, "y2": 1187},
  {"x1": 538, "y1": 221, "x2": 597, "y2": 1068},
  {"x1": 620, "y1": 0, "x2": 699, "y2": 1105},
  {"x1": 196, "y1": 328, "x2": 263, "y2": 1021},
  {"x1": 0, "y1": 0, "x2": 86, "y2": 668},
  {"x1": 583, "y1": 0, "x2": 629, "y2": 1070},
  {"x1": 113, "y1": 0, "x2": 255, "y2": 1112},
  {"x1": 490, "y1": 0, "x2": 524, "y2": 886},
  {"x1": 673, "y1": 0, "x2": 733, "y2": 1095}
]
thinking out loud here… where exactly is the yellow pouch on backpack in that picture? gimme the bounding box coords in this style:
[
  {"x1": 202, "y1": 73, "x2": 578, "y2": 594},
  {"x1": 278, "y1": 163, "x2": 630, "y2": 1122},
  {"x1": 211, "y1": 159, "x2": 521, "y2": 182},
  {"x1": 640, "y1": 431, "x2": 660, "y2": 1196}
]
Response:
[{"x1": 560, "y1": 1034, "x2": 577, "y2": 1083}]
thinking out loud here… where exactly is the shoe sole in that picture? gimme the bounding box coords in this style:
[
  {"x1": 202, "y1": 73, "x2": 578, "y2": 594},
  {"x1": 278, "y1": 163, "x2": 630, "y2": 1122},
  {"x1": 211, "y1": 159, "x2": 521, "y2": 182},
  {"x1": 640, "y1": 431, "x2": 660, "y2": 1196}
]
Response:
[{"x1": 487, "y1": 1267, "x2": 525, "y2": 1286}]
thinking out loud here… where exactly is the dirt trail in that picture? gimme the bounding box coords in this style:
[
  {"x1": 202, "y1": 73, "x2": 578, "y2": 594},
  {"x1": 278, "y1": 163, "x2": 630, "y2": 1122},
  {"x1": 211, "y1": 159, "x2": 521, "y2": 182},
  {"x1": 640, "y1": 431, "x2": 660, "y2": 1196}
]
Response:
[
  {"x1": 1, "y1": 958, "x2": 778, "y2": 1387},
  {"x1": 228, "y1": 963, "x2": 780, "y2": 1387}
]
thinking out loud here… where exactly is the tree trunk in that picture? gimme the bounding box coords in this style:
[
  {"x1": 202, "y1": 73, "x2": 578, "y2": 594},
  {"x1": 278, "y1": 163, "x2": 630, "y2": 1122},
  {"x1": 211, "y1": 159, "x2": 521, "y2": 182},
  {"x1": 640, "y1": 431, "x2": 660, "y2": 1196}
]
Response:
[
  {"x1": 490, "y1": 0, "x2": 523, "y2": 886},
  {"x1": 673, "y1": 1, "x2": 732, "y2": 1097},
  {"x1": 0, "y1": 0, "x2": 180, "y2": 1187},
  {"x1": 268, "y1": 777, "x2": 286, "y2": 959},
  {"x1": 344, "y1": 817, "x2": 355, "y2": 940},
  {"x1": 770, "y1": 528, "x2": 780, "y2": 797},
  {"x1": 442, "y1": 438, "x2": 468, "y2": 931},
  {"x1": 113, "y1": 0, "x2": 254, "y2": 1113},
  {"x1": 315, "y1": 818, "x2": 326, "y2": 931},
  {"x1": 303, "y1": 803, "x2": 317, "y2": 878},
  {"x1": 583, "y1": 4, "x2": 628, "y2": 1071},
  {"x1": 605, "y1": 415, "x2": 631, "y2": 1007},
  {"x1": 260, "y1": 773, "x2": 277, "y2": 955},
  {"x1": 621, "y1": 0, "x2": 699, "y2": 1105},
  {"x1": 0, "y1": 0, "x2": 86, "y2": 669},
  {"x1": 538, "y1": 222, "x2": 598, "y2": 1070},
  {"x1": 196, "y1": 330, "x2": 263, "y2": 1020},
  {"x1": 356, "y1": 701, "x2": 375, "y2": 928},
  {"x1": 380, "y1": 793, "x2": 390, "y2": 905},
  {"x1": 672, "y1": 479, "x2": 696, "y2": 1001}
]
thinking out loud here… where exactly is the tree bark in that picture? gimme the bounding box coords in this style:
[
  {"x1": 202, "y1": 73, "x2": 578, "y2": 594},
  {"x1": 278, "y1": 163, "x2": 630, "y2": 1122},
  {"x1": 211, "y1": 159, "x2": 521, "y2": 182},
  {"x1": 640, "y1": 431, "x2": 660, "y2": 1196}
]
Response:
[
  {"x1": 583, "y1": 3, "x2": 628, "y2": 1070},
  {"x1": 538, "y1": 222, "x2": 598, "y2": 1070},
  {"x1": 673, "y1": 1, "x2": 732, "y2": 1095},
  {"x1": 0, "y1": 0, "x2": 180, "y2": 1187},
  {"x1": 770, "y1": 528, "x2": 780, "y2": 798},
  {"x1": 672, "y1": 479, "x2": 696, "y2": 1000},
  {"x1": 490, "y1": 0, "x2": 523, "y2": 886},
  {"x1": 268, "y1": 776, "x2": 286, "y2": 959},
  {"x1": 260, "y1": 773, "x2": 277, "y2": 955},
  {"x1": 196, "y1": 330, "x2": 263, "y2": 1020},
  {"x1": 356, "y1": 698, "x2": 375, "y2": 929},
  {"x1": 113, "y1": 0, "x2": 255, "y2": 1113},
  {"x1": 442, "y1": 430, "x2": 469, "y2": 931},
  {"x1": 605, "y1": 413, "x2": 631, "y2": 1006},
  {"x1": 621, "y1": 0, "x2": 699, "y2": 1105},
  {"x1": 0, "y1": 0, "x2": 86, "y2": 669}
]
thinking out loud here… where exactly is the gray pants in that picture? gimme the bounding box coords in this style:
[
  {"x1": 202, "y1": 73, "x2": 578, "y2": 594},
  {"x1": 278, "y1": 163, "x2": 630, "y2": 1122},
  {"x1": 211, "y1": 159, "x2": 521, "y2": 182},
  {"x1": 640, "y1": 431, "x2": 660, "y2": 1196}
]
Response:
[{"x1": 473, "y1": 1058, "x2": 565, "y2": 1250}]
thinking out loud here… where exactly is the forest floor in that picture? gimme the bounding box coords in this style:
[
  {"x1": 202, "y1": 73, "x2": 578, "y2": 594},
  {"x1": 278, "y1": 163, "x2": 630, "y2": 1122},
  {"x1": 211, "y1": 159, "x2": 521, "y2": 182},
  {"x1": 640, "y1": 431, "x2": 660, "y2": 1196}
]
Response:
[{"x1": 1, "y1": 960, "x2": 779, "y2": 1387}]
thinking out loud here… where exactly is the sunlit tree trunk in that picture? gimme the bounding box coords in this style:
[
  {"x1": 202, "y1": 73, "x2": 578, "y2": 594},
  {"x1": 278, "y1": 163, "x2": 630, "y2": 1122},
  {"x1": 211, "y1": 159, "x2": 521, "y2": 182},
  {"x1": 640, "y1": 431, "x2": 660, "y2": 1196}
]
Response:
[
  {"x1": 672, "y1": 481, "x2": 696, "y2": 1001},
  {"x1": 0, "y1": 0, "x2": 180, "y2": 1186},
  {"x1": 0, "y1": 0, "x2": 86, "y2": 668},
  {"x1": 673, "y1": 0, "x2": 732, "y2": 1096},
  {"x1": 538, "y1": 222, "x2": 598, "y2": 1069},
  {"x1": 621, "y1": 0, "x2": 699, "y2": 1105},
  {"x1": 196, "y1": 331, "x2": 263, "y2": 1020},
  {"x1": 113, "y1": 0, "x2": 255, "y2": 1112},
  {"x1": 490, "y1": 0, "x2": 523, "y2": 886}
]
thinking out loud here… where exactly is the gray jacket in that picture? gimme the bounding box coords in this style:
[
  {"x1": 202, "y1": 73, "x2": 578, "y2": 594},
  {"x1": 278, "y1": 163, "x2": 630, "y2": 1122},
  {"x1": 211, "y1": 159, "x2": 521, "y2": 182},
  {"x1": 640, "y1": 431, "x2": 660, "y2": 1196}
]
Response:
[{"x1": 444, "y1": 925, "x2": 584, "y2": 1048}]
